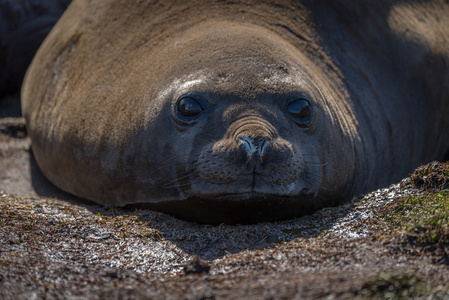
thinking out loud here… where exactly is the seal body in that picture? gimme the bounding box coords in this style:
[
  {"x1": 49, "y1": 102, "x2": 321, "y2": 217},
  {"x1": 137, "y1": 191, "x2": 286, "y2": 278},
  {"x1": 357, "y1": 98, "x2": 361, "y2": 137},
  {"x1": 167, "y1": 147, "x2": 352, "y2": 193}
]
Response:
[{"x1": 21, "y1": 0, "x2": 449, "y2": 224}]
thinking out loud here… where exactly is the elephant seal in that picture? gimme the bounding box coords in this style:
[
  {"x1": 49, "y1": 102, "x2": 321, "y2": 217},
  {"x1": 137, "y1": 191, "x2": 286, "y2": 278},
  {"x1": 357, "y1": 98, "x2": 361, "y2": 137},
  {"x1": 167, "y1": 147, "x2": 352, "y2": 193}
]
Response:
[{"x1": 21, "y1": 0, "x2": 449, "y2": 224}]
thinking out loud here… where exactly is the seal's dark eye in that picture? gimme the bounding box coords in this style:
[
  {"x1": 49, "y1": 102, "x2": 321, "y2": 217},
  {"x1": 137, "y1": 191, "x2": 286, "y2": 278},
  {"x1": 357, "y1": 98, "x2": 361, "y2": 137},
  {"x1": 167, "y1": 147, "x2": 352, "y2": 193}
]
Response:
[
  {"x1": 287, "y1": 98, "x2": 312, "y2": 120},
  {"x1": 177, "y1": 97, "x2": 203, "y2": 118}
]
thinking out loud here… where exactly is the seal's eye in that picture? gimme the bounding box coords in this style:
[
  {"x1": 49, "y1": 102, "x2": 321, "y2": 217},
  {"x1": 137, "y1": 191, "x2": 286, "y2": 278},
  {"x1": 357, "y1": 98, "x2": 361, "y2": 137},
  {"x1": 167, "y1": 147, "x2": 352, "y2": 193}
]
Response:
[
  {"x1": 286, "y1": 98, "x2": 315, "y2": 128},
  {"x1": 287, "y1": 98, "x2": 312, "y2": 119},
  {"x1": 177, "y1": 97, "x2": 204, "y2": 118}
]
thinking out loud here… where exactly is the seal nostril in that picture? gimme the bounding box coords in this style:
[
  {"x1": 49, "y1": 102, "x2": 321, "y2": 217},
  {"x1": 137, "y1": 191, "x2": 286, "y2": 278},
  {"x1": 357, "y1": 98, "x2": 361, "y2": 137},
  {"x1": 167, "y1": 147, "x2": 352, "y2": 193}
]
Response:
[
  {"x1": 259, "y1": 139, "x2": 270, "y2": 157},
  {"x1": 239, "y1": 136, "x2": 257, "y2": 159},
  {"x1": 238, "y1": 136, "x2": 271, "y2": 162}
]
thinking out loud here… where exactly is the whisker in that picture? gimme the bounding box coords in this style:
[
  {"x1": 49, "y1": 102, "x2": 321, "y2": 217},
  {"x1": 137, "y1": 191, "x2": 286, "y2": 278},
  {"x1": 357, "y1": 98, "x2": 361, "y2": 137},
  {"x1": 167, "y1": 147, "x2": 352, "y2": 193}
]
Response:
[
  {"x1": 156, "y1": 154, "x2": 193, "y2": 170},
  {"x1": 161, "y1": 174, "x2": 191, "y2": 188},
  {"x1": 161, "y1": 181, "x2": 191, "y2": 190},
  {"x1": 303, "y1": 161, "x2": 328, "y2": 167},
  {"x1": 301, "y1": 170, "x2": 323, "y2": 179},
  {"x1": 159, "y1": 169, "x2": 203, "y2": 189},
  {"x1": 162, "y1": 174, "x2": 205, "y2": 190}
]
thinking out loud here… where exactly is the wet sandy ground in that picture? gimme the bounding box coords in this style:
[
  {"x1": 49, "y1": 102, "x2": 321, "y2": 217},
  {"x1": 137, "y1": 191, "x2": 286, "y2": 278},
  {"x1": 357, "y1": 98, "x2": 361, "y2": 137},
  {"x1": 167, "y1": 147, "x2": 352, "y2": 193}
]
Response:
[{"x1": 1, "y1": 107, "x2": 449, "y2": 299}]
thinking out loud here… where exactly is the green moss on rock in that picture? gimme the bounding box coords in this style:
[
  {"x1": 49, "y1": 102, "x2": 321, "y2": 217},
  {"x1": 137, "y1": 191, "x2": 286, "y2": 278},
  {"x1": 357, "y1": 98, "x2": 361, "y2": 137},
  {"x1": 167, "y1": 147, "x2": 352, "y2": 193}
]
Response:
[{"x1": 383, "y1": 161, "x2": 449, "y2": 246}]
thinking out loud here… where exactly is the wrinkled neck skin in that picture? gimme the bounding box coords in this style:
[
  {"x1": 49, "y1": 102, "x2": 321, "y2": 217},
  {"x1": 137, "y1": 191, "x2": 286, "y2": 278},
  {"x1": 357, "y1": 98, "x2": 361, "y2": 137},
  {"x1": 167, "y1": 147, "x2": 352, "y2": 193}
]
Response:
[{"x1": 145, "y1": 22, "x2": 360, "y2": 209}]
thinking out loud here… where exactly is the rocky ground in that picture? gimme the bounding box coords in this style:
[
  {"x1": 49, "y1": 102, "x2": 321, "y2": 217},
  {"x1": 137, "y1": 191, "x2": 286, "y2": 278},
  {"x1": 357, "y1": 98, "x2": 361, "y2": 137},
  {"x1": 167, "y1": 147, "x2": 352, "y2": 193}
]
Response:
[{"x1": 1, "y1": 103, "x2": 449, "y2": 299}]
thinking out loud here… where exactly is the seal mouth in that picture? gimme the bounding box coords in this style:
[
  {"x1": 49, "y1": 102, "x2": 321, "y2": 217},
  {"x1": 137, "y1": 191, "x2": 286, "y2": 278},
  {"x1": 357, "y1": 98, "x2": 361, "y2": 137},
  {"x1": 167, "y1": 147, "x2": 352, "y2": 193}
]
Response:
[
  {"x1": 195, "y1": 190, "x2": 313, "y2": 202},
  {"x1": 189, "y1": 174, "x2": 314, "y2": 200},
  {"x1": 130, "y1": 190, "x2": 323, "y2": 225}
]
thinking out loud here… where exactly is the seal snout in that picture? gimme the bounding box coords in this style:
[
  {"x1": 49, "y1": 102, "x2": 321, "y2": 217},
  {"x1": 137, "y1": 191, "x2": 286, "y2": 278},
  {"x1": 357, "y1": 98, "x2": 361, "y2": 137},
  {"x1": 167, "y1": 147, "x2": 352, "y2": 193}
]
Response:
[
  {"x1": 229, "y1": 116, "x2": 280, "y2": 165},
  {"x1": 195, "y1": 116, "x2": 304, "y2": 192}
]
